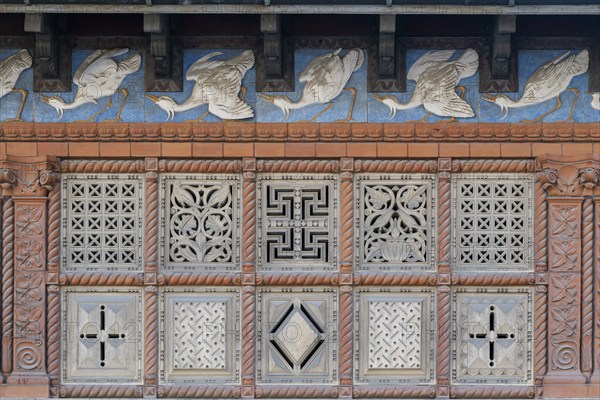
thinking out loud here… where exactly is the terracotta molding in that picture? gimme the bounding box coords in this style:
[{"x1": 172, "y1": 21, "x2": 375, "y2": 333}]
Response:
[
  {"x1": 158, "y1": 159, "x2": 242, "y2": 173},
  {"x1": 449, "y1": 385, "x2": 535, "y2": 398},
  {"x1": 580, "y1": 198, "x2": 595, "y2": 382},
  {"x1": 354, "y1": 272, "x2": 436, "y2": 286},
  {"x1": 437, "y1": 158, "x2": 452, "y2": 272},
  {"x1": 352, "y1": 385, "x2": 437, "y2": 398},
  {"x1": 160, "y1": 272, "x2": 241, "y2": 286},
  {"x1": 1, "y1": 197, "x2": 14, "y2": 377},
  {"x1": 534, "y1": 284, "x2": 548, "y2": 390},
  {"x1": 241, "y1": 286, "x2": 256, "y2": 391},
  {"x1": 143, "y1": 286, "x2": 158, "y2": 395},
  {"x1": 436, "y1": 286, "x2": 451, "y2": 386},
  {"x1": 58, "y1": 385, "x2": 143, "y2": 398},
  {"x1": 241, "y1": 158, "x2": 257, "y2": 283},
  {"x1": 0, "y1": 156, "x2": 58, "y2": 197},
  {"x1": 534, "y1": 178, "x2": 548, "y2": 273},
  {"x1": 453, "y1": 272, "x2": 535, "y2": 286},
  {"x1": 593, "y1": 198, "x2": 600, "y2": 383},
  {"x1": 355, "y1": 159, "x2": 438, "y2": 173},
  {"x1": 144, "y1": 163, "x2": 159, "y2": 278},
  {"x1": 537, "y1": 153, "x2": 600, "y2": 197},
  {"x1": 60, "y1": 159, "x2": 145, "y2": 174},
  {"x1": 339, "y1": 286, "x2": 353, "y2": 385},
  {"x1": 59, "y1": 272, "x2": 143, "y2": 286},
  {"x1": 156, "y1": 385, "x2": 241, "y2": 398},
  {"x1": 256, "y1": 159, "x2": 340, "y2": 173},
  {"x1": 255, "y1": 272, "x2": 338, "y2": 286},
  {"x1": 46, "y1": 285, "x2": 60, "y2": 388},
  {"x1": 452, "y1": 158, "x2": 536, "y2": 173},
  {"x1": 254, "y1": 385, "x2": 339, "y2": 398}
]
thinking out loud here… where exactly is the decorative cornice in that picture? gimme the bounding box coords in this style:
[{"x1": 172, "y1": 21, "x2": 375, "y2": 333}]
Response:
[
  {"x1": 0, "y1": 156, "x2": 58, "y2": 197},
  {"x1": 537, "y1": 154, "x2": 600, "y2": 197}
]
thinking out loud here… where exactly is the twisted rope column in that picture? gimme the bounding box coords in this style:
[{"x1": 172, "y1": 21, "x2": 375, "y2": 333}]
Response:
[
  {"x1": 581, "y1": 198, "x2": 594, "y2": 382},
  {"x1": 2, "y1": 197, "x2": 14, "y2": 377}
]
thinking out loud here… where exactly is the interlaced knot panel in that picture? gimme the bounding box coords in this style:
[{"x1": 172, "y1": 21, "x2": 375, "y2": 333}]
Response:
[
  {"x1": 160, "y1": 175, "x2": 241, "y2": 272},
  {"x1": 452, "y1": 174, "x2": 534, "y2": 271},
  {"x1": 62, "y1": 175, "x2": 144, "y2": 272},
  {"x1": 356, "y1": 174, "x2": 435, "y2": 271}
]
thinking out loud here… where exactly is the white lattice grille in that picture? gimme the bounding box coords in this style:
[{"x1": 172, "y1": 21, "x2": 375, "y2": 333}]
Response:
[
  {"x1": 160, "y1": 175, "x2": 241, "y2": 272},
  {"x1": 61, "y1": 175, "x2": 144, "y2": 272},
  {"x1": 257, "y1": 174, "x2": 338, "y2": 272},
  {"x1": 356, "y1": 174, "x2": 435, "y2": 271},
  {"x1": 452, "y1": 174, "x2": 533, "y2": 271}
]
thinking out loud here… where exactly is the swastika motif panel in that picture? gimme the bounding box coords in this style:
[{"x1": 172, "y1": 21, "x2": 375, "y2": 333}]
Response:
[
  {"x1": 452, "y1": 287, "x2": 533, "y2": 385},
  {"x1": 160, "y1": 174, "x2": 241, "y2": 272},
  {"x1": 452, "y1": 174, "x2": 534, "y2": 271},
  {"x1": 257, "y1": 174, "x2": 339, "y2": 272},
  {"x1": 256, "y1": 288, "x2": 338, "y2": 384},
  {"x1": 61, "y1": 287, "x2": 143, "y2": 384},
  {"x1": 61, "y1": 174, "x2": 144, "y2": 272},
  {"x1": 160, "y1": 287, "x2": 240, "y2": 385},
  {"x1": 356, "y1": 174, "x2": 436, "y2": 271},
  {"x1": 354, "y1": 287, "x2": 436, "y2": 384}
]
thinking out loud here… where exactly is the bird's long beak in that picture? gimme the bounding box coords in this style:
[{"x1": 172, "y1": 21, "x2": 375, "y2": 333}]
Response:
[
  {"x1": 482, "y1": 94, "x2": 497, "y2": 103},
  {"x1": 145, "y1": 94, "x2": 160, "y2": 103},
  {"x1": 370, "y1": 94, "x2": 386, "y2": 103},
  {"x1": 39, "y1": 96, "x2": 50, "y2": 104},
  {"x1": 257, "y1": 93, "x2": 276, "y2": 104}
]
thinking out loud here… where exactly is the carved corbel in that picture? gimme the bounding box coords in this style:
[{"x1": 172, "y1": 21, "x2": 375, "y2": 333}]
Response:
[
  {"x1": 0, "y1": 156, "x2": 59, "y2": 197},
  {"x1": 144, "y1": 14, "x2": 183, "y2": 91},
  {"x1": 537, "y1": 154, "x2": 600, "y2": 197},
  {"x1": 480, "y1": 15, "x2": 518, "y2": 92},
  {"x1": 367, "y1": 15, "x2": 405, "y2": 93},
  {"x1": 256, "y1": 14, "x2": 294, "y2": 92},
  {"x1": 25, "y1": 13, "x2": 71, "y2": 92}
]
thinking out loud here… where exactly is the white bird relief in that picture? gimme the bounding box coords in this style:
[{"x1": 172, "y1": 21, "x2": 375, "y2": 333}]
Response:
[
  {"x1": 371, "y1": 49, "x2": 479, "y2": 122},
  {"x1": 39, "y1": 48, "x2": 141, "y2": 121},
  {"x1": 0, "y1": 49, "x2": 33, "y2": 121},
  {"x1": 146, "y1": 50, "x2": 255, "y2": 121},
  {"x1": 591, "y1": 93, "x2": 600, "y2": 111},
  {"x1": 483, "y1": 50, "x2": 589, "y2": 123},
  {"x1": 259, "y1": 48, "x2": 364, "y2": 122}
]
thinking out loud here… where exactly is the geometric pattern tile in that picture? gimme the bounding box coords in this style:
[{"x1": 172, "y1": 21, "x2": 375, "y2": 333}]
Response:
[
  {"x1": 356, "y1": 174, "x2": 436, "y2": 271},
  {"x1": 452, "y1": 174, "x2": 534, "y2": 271},
  {"x1": 61, "y1": 174, "x2": 144, "y2": 272},
  {"x1": 159, "y1": 174, "x2": 241, "y2": 272},
  {"x1": 61, "y1": 287, "x2": 143, "y2": 384},
  {"x1": 159, "y1": 287, "x2": 240, "y2": 385},
  {"x1": 354, "y1": 287, "x2": 436, "y2": 384}
]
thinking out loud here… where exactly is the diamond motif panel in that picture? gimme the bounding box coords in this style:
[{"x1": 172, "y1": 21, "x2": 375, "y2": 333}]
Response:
[
  {"x1": 257, "y1": 288, "x2": 338, "y2": 384},
  {"x1": 160, "y1": 287, "x2": 240, "y2": 385},
  {"x1": 61, "y1": 174, "x2": 144, "y2": 272},
  {"x1": 160, "y1": 174, "x2": 241, "y2": 272},
  {"x1": 452, "y1": 287, "x2": 533, "y2": 384},
  {"x1": 452, "y1": 174, "x2": 534, "y2": 271},
  {"x1": 354, "y1": 287, "x2": 435, "y2": 384},
  {"x1": 257, "y1": 174, "x2": 338, "y2": 272},
  {"x1": 356, "y1": 174, "x2": 436, "y2": 271},
  {"x1": 61, "y1": 287, "x2": 143, "y2": 384}
]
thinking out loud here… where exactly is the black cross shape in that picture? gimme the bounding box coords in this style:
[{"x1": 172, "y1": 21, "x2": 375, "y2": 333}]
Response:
[
  {"x1": 469, "y1": 305, "x2": 515, "y2": 367},
  {"x1": 80, "y1": 305, "x2": 126, "y2": 367}
]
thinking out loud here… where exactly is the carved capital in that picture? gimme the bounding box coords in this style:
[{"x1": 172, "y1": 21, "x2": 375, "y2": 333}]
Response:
[
  {"x1": 0, "y1": 156, "x2": 58, "y2": 197},
  {"x1": 537, "y1": 154, "x2": 600, "y2": 197}
]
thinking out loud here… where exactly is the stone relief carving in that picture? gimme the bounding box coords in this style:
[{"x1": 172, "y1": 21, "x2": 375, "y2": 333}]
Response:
[
  {"x1": 452, "y1": 174, "x2": 534, "y2": 271},
  {"x1": 592, "y1": 92, "x2": 600, "y2": 110},
  {"x1": 484, "y1": 50, "x2": 589, "y2": 122},
  {"x1": 371, "y1": 49, "x2": 479, "y2": 122},
  {"x1": 39, "y1": 48, "x2": 141, "y2": 121},
  {"x1": 0, "y1": 49, "x2": 32, "y2": 121},
  {"x1": 61, "y1": 174, "x2": 144, "y2": 272},
  {"x1": 356, "y1": 174, "x2": 435, "y2": 271},
  {"x1": 160, "y1": 175, "x2": 241, "y2": 272},
  {"x1": 146, "y1": 50, "x2": 255, "y2": 121},
  {"x1": 259, "y1": 48, "x2": 364, "y2": 122}
]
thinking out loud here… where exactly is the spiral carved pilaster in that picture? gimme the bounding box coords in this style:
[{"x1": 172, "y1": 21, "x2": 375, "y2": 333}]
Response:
[
  {"x1": 580, "y1": 198, "x2": 594, "y2": 381},
  {"x1": 144, "y1": 287, "x2": 159, "y2": 386},
  {"x1": 2, "y1": 197, "x2": 14, "y2": 376},
  {"x1": 46, "y1": 184, "x2": 61, "y2": 273},
  {"x1": 339, "y1": 287, "x2": 353, "y2": 382}
]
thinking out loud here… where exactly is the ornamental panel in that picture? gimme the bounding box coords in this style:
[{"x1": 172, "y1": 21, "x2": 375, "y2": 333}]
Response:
[
  {"x1": 452, "y1": 174, "x2": 534, "y2": 271},
  {"x1": 256, "y1": 287, "x2": 338, "y2": 384},
  {"x1": 159, "y1": 174, "x2": 241, "y2": 272},
  {"x1": 61, "y1": 174, "x2": 144, "y2": 272},
  {"x1": 355, "y1": 174, "x2": 436, "y2": 271},
  {"x1": 257, "y1": 174, "x2": 339, "y2": 272},
  {"x1": 61, "y1": 287, "x2": 143, "y2": 384},
  {"x1": 452, "y1": 287, "x2": 533, "y2": 385},
  {"x1": 354, "y1": 287, "x2": 436, "y2": 385},
  {"x1": 159, "y1": 287, "x2": 240, "y2": 385}
]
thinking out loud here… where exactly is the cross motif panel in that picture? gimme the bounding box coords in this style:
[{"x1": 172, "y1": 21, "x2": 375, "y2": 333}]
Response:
[
  {"x1": 61, "y1": 174, "x2": 144, "y2": 272},
  {"x1": 160, "y1": 287, "x2": 240, "y2": 385},
  {"x1": 452, "y1": 174, "x2": 534, "y2": 271},
  {"x1": 354, "y1": 287, "x2": 436, "y2": 385},
  {"x1": 256, "y1": 288, "x2": 338, "y2": 384},
  {"x1": 257, "y1": 174, "x2": 339, "y2": 272},
  {"x1": 61, "y1": 287, "x2": 143, "y2": 384},
  {"x1": 452, "y1": 287, "x2": 533, "y2": 385},
  {"x1": 160, "y1": 174, "x2": 241, "y2": 272},
  {"x1": 356, "y1": 174, "x2": 436, "y2": 271}
]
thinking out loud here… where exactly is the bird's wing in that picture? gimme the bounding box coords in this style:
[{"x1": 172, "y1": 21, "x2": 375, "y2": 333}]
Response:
[
  {"x1": 208, "y1": 96, "x2": 253, "y2": 120},
  {"x1": 117, "y1": 52, "x2": 142, "y2": 75},
  {"x1": 0, "y1": 50, "x2": 32, "y2": 95},
  {"x1": 228, "y1": 50, "x2": 255, "y2": 75},
  {"x1": 186, "y1": 52, "x2": 225, "y2": 82},
  {"x1": 569, "y1": 49, "x2": 589, "y2": 76},
  {"x1": 420, "y1": 71, "x2": 474, "y2": 118},
  {"x1": 73, "y1": 49, "x2": 127, "y2": 86},
  {"x1": 299, "y1": 52, "x2": 335, "y2": 83},
  {"x1": 344, "y1": 48, "x2": 365, "y2": 73},
  {"x1": 407, "y1": 50, "x2": 455, "y2": 81},
  {"x1": 454, "y1": 48, "x2": 479, "y2": 80},
  {"x1": 521, "y1": 52, "x2": 576, "y2": 103}
]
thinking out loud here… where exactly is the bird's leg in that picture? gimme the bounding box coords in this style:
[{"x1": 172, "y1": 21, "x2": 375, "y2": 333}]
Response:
[
  {"x1": 564, "y1": 87, "x2": 579, "y2": 122},
  {"x1": 240, "y1": 86, "x2": 248, "y2": 102},
  {"x1": 78, "y1": 97, "x2": 112, "y2": 123},
  {"x1": 522, "y1": 96, "x2": 562, "y2": 123},
  {"x1": 4, "y1": 88, "x2": 28, "y2": 122},
  {"x1": 103, "y1": 89, "x2": 129, "y2": 123},
  {"x1": 303, "y1": 102, "x2": 334, "y2": 123},
  {"x1": 456, "y1": 85, "x2": 466, "y2": 99},
  {"x1": 335, "y1": 87, "x2": 358, "y2": 123},
  {"x1": 185, "y1": 110, "x2": 210, "y2": 123},
  {"x1": 438, "y1": 116, "x2": 458, "y2": 123}
]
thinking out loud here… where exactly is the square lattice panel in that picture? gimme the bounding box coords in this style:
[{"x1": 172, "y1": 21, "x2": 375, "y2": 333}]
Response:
[
  {"x1": 256, "y1": 287, "x2": 338, "y2": 384},
  {"x1": 257, "y1": 174, "x2": 339, "y2": 272},
  {"x1": 61, "y1": 287, "x2": 143, "y2": 384},
  {"x1": 159, "y1": 174, "x2": 241, "y2": 272},
  {"x1": 452, "y1": 174, "x2": 534, "y2": 271},
  {"x1": 451, "y1": 287, "x2": 534, "y2": 385},
  {"x1": 355, "y1": 174, "x2": 436, "y2": 271},
  {"x1": 159, "y1": 287, "x2": 241, "y2": 385},
  {"x1": 61, "y1": 174, "x2": 144, "y2": 272}
]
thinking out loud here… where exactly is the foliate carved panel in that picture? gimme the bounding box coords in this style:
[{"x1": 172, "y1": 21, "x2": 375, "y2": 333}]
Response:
[
  {"x1": 257, "y1": 174, "x2": 339, "y2": 272},
  {"x1": 354, "y1": 287, "x2": 436, "y2": 385},
  {"x1": 61, "y1": 175, "x2": 144, "y2": 272},
  {"x1": 61, "y1": 287, "x2": 143, "y2": 384},
  {"x1": 256, "y1": 287, "x2": 338, "y2": 384},
  {"x1": 159, "y1": 174, "x2": 241, "y2": 272},
  {"x1": 355, "y1": 174, "x2": 436, "y2": 271},
  {"x1": 452, "y1": 287, "x2": 533, "y2": 385},
  {"x1": 452, "y1": 174, "x2": 534, "y2": 271},
  {"x1": 159, "y1": 287, "x2": 240, "y2": 385}
]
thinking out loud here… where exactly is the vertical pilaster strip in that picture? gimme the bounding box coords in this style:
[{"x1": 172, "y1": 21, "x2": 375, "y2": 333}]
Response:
[
  {"x1": 437, "y1": 159, "x2": 452, "y2": 272},
  {"x1": 533, "y1": 176, "x2": 548, "y2": 391},
  {"x1": 1, "y1": 197, "x2": 14, "y2": 378},
  {"x1": 144, "y1": 286, "x2": 158, "y2": 397},
  {"x1": 46, "y1": 183, "x2": 61, "y2": 392},
  {"x1": 241, "y1": 286, "x2": 255, "y2": 398},
  {"x1": 594, "y1": 198, "x2": 600, "y2": 384},
  {"x1": 534, "y1": 179, "x2": 548, "y2": 272},
  {"x1": 581, "y1": 198, "x2": 594, "y2": 382}
]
